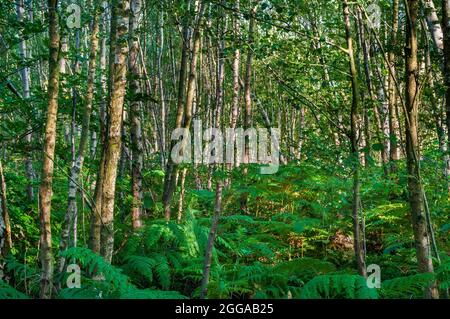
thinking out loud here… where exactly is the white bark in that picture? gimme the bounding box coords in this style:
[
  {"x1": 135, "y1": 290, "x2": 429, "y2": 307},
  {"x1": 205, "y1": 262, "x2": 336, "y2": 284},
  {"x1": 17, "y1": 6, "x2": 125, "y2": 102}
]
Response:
[
  {"x1": 16, "y1": 0, "x2": 36, "y2": 202},
  {"x1": 424, "y1": 0, "x2": 444, "y2": 52}
]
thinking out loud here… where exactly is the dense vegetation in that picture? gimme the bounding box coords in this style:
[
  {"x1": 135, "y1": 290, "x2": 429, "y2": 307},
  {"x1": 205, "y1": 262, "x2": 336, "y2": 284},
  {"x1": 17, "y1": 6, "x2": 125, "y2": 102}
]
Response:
[{"x1": 0, "y1": 0, "x2": 449, "y2": 299}]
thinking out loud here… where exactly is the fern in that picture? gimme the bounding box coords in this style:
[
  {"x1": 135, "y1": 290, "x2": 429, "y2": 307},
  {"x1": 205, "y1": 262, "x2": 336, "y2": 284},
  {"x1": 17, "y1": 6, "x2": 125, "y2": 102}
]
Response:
[
  {"x1": 381, "y1": 272, "x2": 436, "y2": 299},
  {"x1": 275, "y1": 258, "x2": 337, "y2": 283},
  {"x1": 118, "y1": 219, "x2": 207, "y2": 291},
  {"x1": 153, "y1": 254, "x2": 171, "y2": 290},
  {"x1": 122, "y1": 255, "x2": 155, "y2": 283},
  {"x1": 0, "y1": 280, "x2": 29, "y2": 299},
  {"x1": 175, "y1": 257, "x2": 204, "y2": 283},
  {"x1": 60, "y1": 247, "x2": 130, "y2": 292},
  {"x1": 58, "y1": 281, "x2": 109, "y2": 299},
  {"x1": 57, "y1": 248, "x2": 187, "y2": 299},
  {"x1": 119, "y1": 288, "x2": 187, "y2": 299},
  {"x1": 4, "y1": 255, "x2": 40, "y2": 297},
  {"x1": 436, "y1": 255, "x2": 450, "y2": 290},
  {"x1": 300, "y1": 274, "x2": 378, "y2": 299}
]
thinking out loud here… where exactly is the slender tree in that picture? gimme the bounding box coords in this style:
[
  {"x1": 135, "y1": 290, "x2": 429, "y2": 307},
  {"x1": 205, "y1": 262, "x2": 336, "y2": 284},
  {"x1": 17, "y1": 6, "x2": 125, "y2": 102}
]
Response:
[
  {"x1": 388, "y1": 0, "x2": 401, "y2": 169},
  {"x1": 229, "y1": 0, "x2": 241, "y2": 172},
  {"x1": 343, "y1": 0, "x2": 366, "y2": 277},
  {"x1": 59, "y1": 3, "x2": 101, "y2": 271},
  {"x1": 443, "y1": 0, "x2": 450, "y2": 195},
  {"x1": 162, "y1": 0, "x2": 205, "y2": 221},
  {"x1": 128, "y1": 0, "x2": 143, "y2": 229},
  {"x1": 99, "y1": 0, "x2": 131, "y2": 263},
  {"x1": 16, "y1": 0, "x2": 35, "y2": 202},
  {"x1": 39, "y1": 0, "x2": 61, "y2": 298},
  {"x1": 405, "y1": 0, "x2": 439, "y2": 299},
  {"x1": 424, "y1": 0, "x2": 443, "y2": 53},
  {"x1": 0, "y1": 159, "x2": 11, "y2": 257},
  {"x1": 199, "y1": 180, "x2": 223, "y2": 298},
  {"x1": 90, "y1": 1, "x2": 110, "y2": 254},
  {"x1": 239, "y1": 4, "x2": 256, "y2": 214}
]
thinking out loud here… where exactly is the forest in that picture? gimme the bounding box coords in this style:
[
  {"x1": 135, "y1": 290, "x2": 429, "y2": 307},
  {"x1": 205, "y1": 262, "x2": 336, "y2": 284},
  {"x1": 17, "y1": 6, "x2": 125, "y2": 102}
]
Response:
[{"x1": 0, "y1": 0, "x2": 449, "y2": 300}]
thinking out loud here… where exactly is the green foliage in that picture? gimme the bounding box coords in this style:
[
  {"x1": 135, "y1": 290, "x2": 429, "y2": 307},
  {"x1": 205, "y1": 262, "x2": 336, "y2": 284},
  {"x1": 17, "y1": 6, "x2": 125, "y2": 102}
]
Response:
[
  {"x1": 119, "y1": 288, "x2": 187, "y2": 299},
  {"x1": 56, "y1": 249, "x2": 129, "y2": 299},
  {"x1": 57, "y1": 247, "x2": 187, "y2": 299},
  {"x1": 380, "y1": 273, "x2": 436, "y2": 299},
  {"x1": 117, "y1": 219, "x2": 209, "y2": 291},
  {"x1": 4, "y1": 254, "x2": 40, "y2": 297},
  {"x1": 2, "y1": 158, "x2": 448, "y2": 299},
  {"x1": 300, "y1": 275, "x2": 378, "y2": 299},
  {"x1": 275, "y1": 258, "x2": 337, "y2": 283},
  {"x1": 61, "y1": 247, "x2": 130, "y2": 292},
  {"x1": 0, "y1": 280, "x2": 29, "y2": 299},
  {"x1": 206, "y1": 257, "x2": 339, "y2": 299},
  {"x1": 122, "y1": 255, "x2": 155, "y2": 283},
  {"x1": 436, "y1": 256, "x2": 450, "y2": 290}
]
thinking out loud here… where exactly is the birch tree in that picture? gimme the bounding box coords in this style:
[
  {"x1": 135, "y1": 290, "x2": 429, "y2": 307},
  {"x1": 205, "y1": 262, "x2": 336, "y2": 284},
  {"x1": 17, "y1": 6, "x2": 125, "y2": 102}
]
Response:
[{"x1": 39, "y1": 0, "x2": 61, "y2": 298}]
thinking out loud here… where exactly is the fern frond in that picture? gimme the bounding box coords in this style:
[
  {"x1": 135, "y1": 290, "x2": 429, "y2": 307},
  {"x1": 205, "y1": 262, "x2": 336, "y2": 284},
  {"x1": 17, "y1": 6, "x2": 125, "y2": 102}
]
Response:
[
  {"x1": 119, "y1": 288, "x2": 187, "y2": 299},
  {"x1": 0, "y1": 280, "x2": 29, "y2": 299},
  {"x1": 275, "y1": 258, "x2": 336, "y2": 282},
  {"x1": 153, "y1": 255, "x2": 171, "y2": 290},
  {"x1": 58, "y1": 282, "x2": 107, "y2": 299},
  {"x1": 381, "y1": 272, "x2": 436, "y2": 299},
  {"x1": 5, "y1": 255, "x2": 40, "y2": 296},
  {"x1": 122, "y1": 255, "x2": 155, "y2": 283},
  {"x1": 436, "y1": 255, "x2": 450, "y2": 290},
  {"x1": 60, "y1": 247, "x2": 130, "y2": 292},
  {"x1": 300, "y1": 274, "x2": 378, "y2": 299}
]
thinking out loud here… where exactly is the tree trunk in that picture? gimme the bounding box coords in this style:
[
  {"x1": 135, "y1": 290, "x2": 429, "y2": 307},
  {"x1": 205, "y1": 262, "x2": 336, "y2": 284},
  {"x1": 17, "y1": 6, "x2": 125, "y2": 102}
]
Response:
[
  {"x1": 343, "y1": 0, "x2": 366, "y2": 278},
  {"x1": 244, "y1": 6, "x2": 255, "y2": 155},
  {"x1": 99, "y1": 0, "x2": 131, "y2": 263},
  {"x1": 405, "y1": 0, "x2": 439, "y2": 299},
  {"x1": 89, "y1": 2, "x2": 110, "y2": 254},
  {"x1": 424, "y1": 0, "x2": 444, "y2": 53},
  {"x1": 240, "y1": 5, "x2": 256, "y2": 214},
  {"x1": 162, "y1": 0, "x2": 205, "y2": 221},
  {"x1": 228, "y1": 0, "x2": 241, "y2": 173},
  {"x1": 177, "y1": 168, "x2": 187, "y2": 223},
  {"x1": 157, "y1": 7, "x2": 167, "y2": 168},
  {"x1": 215, "y1": 20, "x2": 226, "y2": 129},
  {"x1": 388, "y1": 0, "x2": 401, "y2": 170},
  {"x1": 39, "y1": 0, "x2": 61, "y2": 298},
  {"x1": 16, "y1": 0, "x2": 35, "y2": 202},
  {"x1": 424, "y1": 29, "x2": 450, "y2": 191},
  {"x1": 0, "y1": 160, "x2": 12, "y2": 257},
  {"x1": 199, "y1": 181, "x2": 223, "y2": 299},
  {"x1": 162, "y1": 1, "x2": 191, "y2": 220},
  {"x1": 129, "y1": 0, "x2": 143, "y2": 229},
  {"x1": 443, "y1": 0, "x2": 450, "y2": 196},
  {"x1": 355, "y1": 8, "x2": 371, "y2": 166},
  {"x1": 59, "y1": 5, "x2": 100, "y2": 272},
  {"x1": 356, "y1": 7, "x2": 389, "y2": 172}
]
